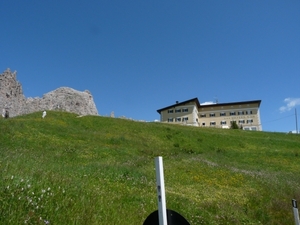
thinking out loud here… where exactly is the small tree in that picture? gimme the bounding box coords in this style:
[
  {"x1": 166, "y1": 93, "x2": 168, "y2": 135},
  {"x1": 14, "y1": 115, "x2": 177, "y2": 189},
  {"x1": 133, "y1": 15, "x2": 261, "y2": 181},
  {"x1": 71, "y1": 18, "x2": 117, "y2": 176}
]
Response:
[{"x1": 230, "y1": 121, "x2": 239, "y2": 129}]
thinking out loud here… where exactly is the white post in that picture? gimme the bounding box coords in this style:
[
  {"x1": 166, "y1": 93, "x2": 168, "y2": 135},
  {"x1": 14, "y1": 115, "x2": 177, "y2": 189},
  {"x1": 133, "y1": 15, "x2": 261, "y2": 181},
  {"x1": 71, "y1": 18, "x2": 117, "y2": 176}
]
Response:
[
  {"x1": 292, "y1": 199, "x2": 300, "y2": 225},
  {"x1": 155, "y1": 156, "x2": 168, "y2": 225}
]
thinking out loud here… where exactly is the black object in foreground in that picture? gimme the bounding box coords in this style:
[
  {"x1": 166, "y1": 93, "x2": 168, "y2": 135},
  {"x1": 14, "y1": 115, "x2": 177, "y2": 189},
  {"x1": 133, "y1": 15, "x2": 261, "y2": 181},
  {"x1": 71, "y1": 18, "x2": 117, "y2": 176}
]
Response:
[{"x1": 143, "y1": 209, "x2": 190, "y2": 225}]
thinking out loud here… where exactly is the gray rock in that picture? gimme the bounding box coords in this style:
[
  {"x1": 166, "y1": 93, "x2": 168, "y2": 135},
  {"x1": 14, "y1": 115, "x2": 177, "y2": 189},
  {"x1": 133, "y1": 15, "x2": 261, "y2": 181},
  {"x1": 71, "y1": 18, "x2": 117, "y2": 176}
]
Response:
[{"x1": 0, "y1": 68, "x2": 98, "y2": 117}]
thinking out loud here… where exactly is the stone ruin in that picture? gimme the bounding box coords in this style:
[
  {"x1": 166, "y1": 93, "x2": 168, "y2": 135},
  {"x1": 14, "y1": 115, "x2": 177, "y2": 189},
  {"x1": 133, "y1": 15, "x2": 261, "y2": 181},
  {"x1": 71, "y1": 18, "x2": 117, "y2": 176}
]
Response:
[{"x1": 0, "y1": 68, "x2": 98, "y2": 117}]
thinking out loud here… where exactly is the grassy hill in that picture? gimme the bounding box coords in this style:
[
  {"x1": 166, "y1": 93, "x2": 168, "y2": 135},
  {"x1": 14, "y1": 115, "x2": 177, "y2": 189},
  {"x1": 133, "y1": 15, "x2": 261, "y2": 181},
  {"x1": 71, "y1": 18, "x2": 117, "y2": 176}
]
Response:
[{"x1": 1, "y1": 111, "x2": 300, "y2": 225}]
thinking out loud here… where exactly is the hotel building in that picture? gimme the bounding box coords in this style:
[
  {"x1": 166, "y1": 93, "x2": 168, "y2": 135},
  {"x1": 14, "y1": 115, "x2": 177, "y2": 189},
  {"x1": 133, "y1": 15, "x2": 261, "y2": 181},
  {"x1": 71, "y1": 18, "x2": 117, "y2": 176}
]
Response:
[{"x1": 157, "y1": 98, "x2": 262, "y2": 131}]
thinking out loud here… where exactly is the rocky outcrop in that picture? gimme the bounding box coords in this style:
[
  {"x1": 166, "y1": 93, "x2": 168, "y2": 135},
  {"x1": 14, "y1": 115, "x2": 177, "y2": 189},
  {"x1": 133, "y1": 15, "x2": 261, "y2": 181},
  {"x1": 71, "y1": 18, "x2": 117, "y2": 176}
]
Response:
[
  {"x1": 24, "y1": 87, "x2": 98, "y2": 115},
  {"x1": 0, "y1": 69, "x2": 98, "y2": 117},
  {"x1": 0, "y1": 69, "x2": 26, "y2": 117}
]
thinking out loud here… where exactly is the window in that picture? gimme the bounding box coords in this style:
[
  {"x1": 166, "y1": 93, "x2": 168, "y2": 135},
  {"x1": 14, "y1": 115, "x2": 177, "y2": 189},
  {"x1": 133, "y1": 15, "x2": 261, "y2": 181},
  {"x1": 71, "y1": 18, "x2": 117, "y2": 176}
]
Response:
[
  {"x1": 210, "y1": 122, "x2": 216, "y2": 126},
  {"x1": 175, "y1": 109, "x2": 181, "y2": 113},
  {"x1": 220, "y1": 112, "x2": 226, "y2": 116},
  {"x1": 168, "y1": 109, "x2": 173, "y2": 113},
  {"x1": 168, "y1": 118, "x2": 173, "y2": 122},
  {"x1": 210, "y1": 113, "x2": 215, "y2": 117},
  {"x1": 247, "y1": 119, "x2": 253, "y2": 124},
  {"x1": 176, "y1": 117, "x2": 181, "y2": 122},
  {"x1": 230, "y1": 112, "x2": 236, "y2": 116},
  {"x1": 200, "y1": 114, "x2": 206, "y2": 117},
  {"x1": 202, "y1": 122, "x2": 205, "y2": 126},
  {"x1": 246, "y1": 110, "x2": 253, "y2": 115},
  {"x1": 251, "y1": 127, "x2": 257, "y2": 131},
  {"x1": 182, "y1": 108, "x2": 188, "y2": 112},
  {"x1": 238, "y1": 120, "x2": 245, "y2": 124},
  {"x1": 183, "y1": 117, "x2": 188, "y2": 121},
  {"x1": 220, "y1": 121, "x2": 227, "y2": 125},
  {"x1": 238, "y1": 111, "x2": 244, "y2": 115}
]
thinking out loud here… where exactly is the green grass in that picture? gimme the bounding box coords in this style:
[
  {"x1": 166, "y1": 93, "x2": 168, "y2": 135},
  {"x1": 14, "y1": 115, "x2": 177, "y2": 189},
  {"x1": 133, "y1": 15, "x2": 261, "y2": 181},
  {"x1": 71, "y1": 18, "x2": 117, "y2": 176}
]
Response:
[{"x1": 1, "y1": 111, "x2": 300, "y2": 224}]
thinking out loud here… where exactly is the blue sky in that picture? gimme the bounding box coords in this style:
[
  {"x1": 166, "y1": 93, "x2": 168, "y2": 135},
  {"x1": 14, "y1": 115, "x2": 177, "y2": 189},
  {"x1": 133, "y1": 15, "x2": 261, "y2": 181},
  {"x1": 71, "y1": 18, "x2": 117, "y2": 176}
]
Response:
[{"x1": 1, "y1": 1, "x2": 299, "y2": 133}]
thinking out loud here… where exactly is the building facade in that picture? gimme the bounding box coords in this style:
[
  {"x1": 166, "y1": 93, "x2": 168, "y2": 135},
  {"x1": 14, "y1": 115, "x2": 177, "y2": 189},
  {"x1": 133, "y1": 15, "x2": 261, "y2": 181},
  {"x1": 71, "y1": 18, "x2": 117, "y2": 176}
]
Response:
[{"x1": 157, "y1": 98, "x2": 262, "y2": 131}]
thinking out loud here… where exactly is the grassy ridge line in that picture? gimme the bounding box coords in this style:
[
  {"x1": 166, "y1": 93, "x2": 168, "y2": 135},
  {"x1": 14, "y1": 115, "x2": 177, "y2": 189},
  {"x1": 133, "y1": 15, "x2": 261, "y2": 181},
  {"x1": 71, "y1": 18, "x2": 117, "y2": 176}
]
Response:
[{"x1": 1, "y1": 111, "x2": 300, "y2": 224}]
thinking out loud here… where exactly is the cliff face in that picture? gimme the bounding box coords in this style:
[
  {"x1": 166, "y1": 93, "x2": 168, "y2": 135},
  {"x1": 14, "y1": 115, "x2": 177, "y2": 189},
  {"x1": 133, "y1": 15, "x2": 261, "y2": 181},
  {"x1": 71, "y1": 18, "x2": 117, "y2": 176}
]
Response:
[
  {"x1": 0, "y1": 69, "x2": 98, "y2": 117},
  {"x1": 0, "y1": 69, "x2": 26, "y2": 117}
]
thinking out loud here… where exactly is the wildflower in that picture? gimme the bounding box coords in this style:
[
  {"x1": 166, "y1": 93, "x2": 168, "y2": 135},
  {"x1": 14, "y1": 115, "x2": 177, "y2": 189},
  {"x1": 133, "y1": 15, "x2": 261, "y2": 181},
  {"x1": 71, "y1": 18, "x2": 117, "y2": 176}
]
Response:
[
  {"x1": 7, "y1": 186, "x2": 9, "y2": 189},
  {"x1": 47, "y1": 187, "x2": 51, "y2": 191},
  {"x1": 27, "y1": 184, "x2": 31, "y2": 188},
  {"x1": 11, "y1": 175, "x2": 14, "y2": 179},
  {"x1": 42, "y1": 189, "x2": 46, "y2": 193},
  {"x1": 21, "y1": 179, "x2": 24, "y2": 182},
  {"x1": 44, "y1": 220, "x2": 50, "y2": 224}
]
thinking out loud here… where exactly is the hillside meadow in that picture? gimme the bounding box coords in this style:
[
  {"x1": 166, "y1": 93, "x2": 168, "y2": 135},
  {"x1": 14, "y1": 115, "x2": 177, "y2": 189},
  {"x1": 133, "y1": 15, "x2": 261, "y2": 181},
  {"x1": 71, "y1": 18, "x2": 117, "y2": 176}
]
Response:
[{"x1": 1, "y1": 111, "x2": 300, "y2": 224}]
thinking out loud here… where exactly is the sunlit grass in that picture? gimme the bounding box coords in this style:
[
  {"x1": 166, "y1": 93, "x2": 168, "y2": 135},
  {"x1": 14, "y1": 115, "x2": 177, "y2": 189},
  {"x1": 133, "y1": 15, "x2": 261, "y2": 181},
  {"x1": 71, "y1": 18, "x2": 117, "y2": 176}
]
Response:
[{"x1": 1, "y1": 111, "x2": 300, "y2": 224}]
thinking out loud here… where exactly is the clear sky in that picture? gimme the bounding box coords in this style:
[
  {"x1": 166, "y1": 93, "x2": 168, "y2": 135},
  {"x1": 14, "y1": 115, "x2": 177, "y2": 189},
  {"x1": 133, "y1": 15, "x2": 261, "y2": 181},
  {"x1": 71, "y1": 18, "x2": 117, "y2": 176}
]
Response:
[{"x1": 1, "y1": 1, "x2": 299, "y2": 133}]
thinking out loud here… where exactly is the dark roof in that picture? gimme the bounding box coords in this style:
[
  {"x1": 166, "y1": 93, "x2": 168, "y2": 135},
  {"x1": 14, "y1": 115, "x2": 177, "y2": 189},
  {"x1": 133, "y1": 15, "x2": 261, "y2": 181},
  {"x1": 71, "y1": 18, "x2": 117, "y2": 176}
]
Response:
[
  {"x1": 157, "y1": 99, "x2": 261, "y2": 114},
  {"x1": 199, "y1": 100, "x2": 261, "y2": 108},
  {"x1": 157, "y1": 98, "x2": 201, "y2": 114}
]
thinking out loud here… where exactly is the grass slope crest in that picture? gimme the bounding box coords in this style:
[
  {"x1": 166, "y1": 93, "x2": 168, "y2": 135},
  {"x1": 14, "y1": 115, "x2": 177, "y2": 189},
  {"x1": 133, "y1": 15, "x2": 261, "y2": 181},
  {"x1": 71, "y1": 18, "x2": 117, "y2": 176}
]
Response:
[{"x1": 1, "y1": 111, "x2": 300, "y2": 224}]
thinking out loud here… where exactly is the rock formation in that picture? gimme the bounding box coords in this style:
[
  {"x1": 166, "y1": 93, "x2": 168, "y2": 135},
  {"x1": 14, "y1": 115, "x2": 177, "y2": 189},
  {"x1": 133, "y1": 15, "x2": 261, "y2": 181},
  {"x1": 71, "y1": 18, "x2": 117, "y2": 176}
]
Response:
[{"x1": 0, "y1": 68, "x2": 98, "y2": 117}]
